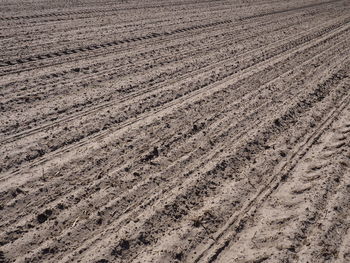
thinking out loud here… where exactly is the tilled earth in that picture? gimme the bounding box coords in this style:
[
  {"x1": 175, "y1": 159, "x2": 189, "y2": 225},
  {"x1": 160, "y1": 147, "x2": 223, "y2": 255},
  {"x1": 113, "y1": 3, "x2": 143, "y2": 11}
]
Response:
[{"x1": 0, "y1": 0, "x2": 350, "y2": 262}]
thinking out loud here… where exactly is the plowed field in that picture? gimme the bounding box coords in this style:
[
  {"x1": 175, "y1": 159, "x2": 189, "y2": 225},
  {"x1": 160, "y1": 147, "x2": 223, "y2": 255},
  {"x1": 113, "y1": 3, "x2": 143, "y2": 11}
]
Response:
[{"x1": 1, "y1": 0, "x2": 350, "y2": 262}]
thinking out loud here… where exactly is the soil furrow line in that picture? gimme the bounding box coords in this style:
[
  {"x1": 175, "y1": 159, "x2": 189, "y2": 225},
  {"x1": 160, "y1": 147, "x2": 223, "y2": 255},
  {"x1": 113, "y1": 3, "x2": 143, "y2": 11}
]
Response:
[
  {"x1": 1, "y1": 11, "x2": 306, "y2": 99},
  {"x1": 73, "y1": 57, "x2": 350, "y2": 263},
  {"x1": 0, "y1": 0, "x2": 225, "y2": 22},
  {"x1": 1, "y1": 0, "x2": 344, "y2": 75},
  {"x1": 1, "y1": 17, "x2": 348, "y2": 146},
  {"x1": 1, "y1": 18, "x2": 348, "y2": 182},
  {"x1": 2, "y1": 35, "x2": 348, "y2": 263},
  {"x1": 195, "y1": 81, "x2": 350, "y2": 263}
]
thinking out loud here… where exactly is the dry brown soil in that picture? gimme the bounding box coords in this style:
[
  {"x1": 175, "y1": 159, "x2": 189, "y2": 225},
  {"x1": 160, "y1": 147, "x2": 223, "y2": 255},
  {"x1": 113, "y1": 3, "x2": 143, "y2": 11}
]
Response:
[{"x1": 0, "y1": 0, "x2": 350, "y2": 262}]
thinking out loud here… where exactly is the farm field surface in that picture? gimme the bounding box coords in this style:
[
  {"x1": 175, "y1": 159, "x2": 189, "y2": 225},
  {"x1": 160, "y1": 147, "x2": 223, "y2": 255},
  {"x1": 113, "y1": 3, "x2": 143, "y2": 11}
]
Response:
[{"x1": 0, "y1": 0, "x2": 350, "y2": 262}]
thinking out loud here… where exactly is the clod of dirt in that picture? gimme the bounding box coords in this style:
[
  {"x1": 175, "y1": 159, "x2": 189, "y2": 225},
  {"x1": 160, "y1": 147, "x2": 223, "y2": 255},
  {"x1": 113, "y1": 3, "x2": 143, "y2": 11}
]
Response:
[
  {"x1": 142, "y1": 147, "x2": 159, "y2": 162},
  {"x1": 274, "y1": 118, "x2": 281, "y2": 126},
  {"x1": 56, "y1": 203, "x2": 65, "y2": 210},
  {"x1": 37, "y1": 209, "x2": 53, "y2": 224},
  {"x1": 174, "y1": 251, "x2": 184, "y2": 260},
  {"x1": 111, "y1": 239, "x2": 130, "y2": 256},
  {"x1": 11, "y1": 188, "x2": 24, "y2": 198},
  {"x1": 137, "y1": 232, "x2": 150, "y2": 245},
  {"x1": 96, "y1": 218, "x2": 103, "y2": 225},
  {"x1": 133, "y1": 172, "x2": 141, "y2": 177},
  {"x1": 192, "y1": 219, "x2": 201, "y2": 228},
  {"x1": 120, "y1": 240, "x2": 130, "y2": 250},
  {"x1": 42, "y1": 247, "x2": 56, "y2": 255}
]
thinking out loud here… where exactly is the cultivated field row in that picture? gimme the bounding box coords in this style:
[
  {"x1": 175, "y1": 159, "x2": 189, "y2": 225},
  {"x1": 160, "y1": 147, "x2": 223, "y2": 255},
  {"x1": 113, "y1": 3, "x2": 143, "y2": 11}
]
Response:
[{"x1": 0, "y1": 0, "x2": 349, "y2": 262}]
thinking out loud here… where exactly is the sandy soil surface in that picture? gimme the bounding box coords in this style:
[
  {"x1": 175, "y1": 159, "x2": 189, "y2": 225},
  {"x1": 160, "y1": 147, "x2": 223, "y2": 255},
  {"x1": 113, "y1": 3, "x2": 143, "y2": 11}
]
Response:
[{"x1": 0, "y1": 0, "x2": 350, "y2": 262}]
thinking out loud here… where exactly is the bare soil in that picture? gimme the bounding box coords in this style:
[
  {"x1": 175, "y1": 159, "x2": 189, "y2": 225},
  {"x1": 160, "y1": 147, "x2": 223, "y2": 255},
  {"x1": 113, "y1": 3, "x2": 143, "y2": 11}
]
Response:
[{"x1": 0, "y1": 0, "x2": 350, "y2": 262}]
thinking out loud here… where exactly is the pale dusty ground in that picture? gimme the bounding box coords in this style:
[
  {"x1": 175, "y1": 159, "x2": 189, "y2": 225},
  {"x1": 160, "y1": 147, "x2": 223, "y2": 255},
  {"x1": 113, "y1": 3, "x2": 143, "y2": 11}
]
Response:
[{"x1": 0, "y1": 0, "x2": 350, "y2": 262}]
